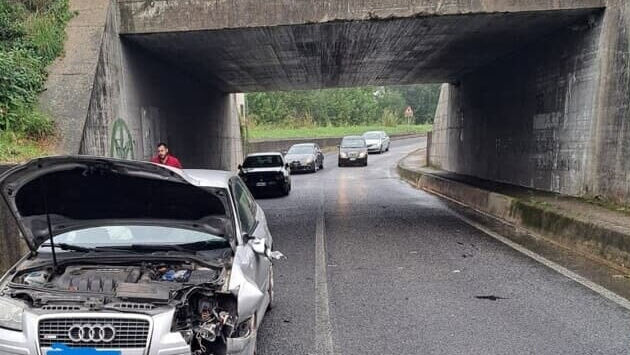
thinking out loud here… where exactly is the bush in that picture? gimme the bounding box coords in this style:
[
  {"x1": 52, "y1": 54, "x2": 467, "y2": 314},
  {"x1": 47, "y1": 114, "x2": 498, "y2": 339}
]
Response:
[
  {"x1": 381, "y1": 108, "x2": 399, "y2": 127},
  {"x1": 0, "y1": 0, "x2": 71, "y2": 139}
]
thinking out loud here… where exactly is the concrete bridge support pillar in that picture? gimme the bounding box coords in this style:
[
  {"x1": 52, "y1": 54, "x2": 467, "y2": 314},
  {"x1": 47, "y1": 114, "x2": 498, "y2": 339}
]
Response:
[
  {"x1": 429, "y1": 0, "x2": 630, "y2": 205},
  {"x1": 42, "y1": 0, "x2": 243, "y2": 170}
]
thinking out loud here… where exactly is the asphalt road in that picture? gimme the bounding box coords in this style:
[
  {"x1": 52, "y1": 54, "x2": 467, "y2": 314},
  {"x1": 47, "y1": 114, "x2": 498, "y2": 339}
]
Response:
[{"x1": 256, "y1": 138, "x2": 630, "y2": 355}]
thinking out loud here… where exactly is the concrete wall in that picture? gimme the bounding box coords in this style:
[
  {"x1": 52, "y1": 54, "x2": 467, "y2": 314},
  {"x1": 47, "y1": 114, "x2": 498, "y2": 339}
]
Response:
[
  {"x1": 43, "y1": 0, "x2": 242, "y2": 170},
  {"x1": 589, "y1": 0, "x2": 630, "y2": 204},
  {"x1": 429, "y1": 7, "x2": 630, "y2": 202},
  {"x1": 118, "y1": 0, "x2": 605, "y2": 34}
]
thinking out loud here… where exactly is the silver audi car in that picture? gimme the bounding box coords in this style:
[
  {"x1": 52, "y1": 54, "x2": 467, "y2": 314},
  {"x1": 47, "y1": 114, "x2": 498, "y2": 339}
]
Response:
[{"x1": 0, "y1": 156, "x2": 283, "y2": 355}]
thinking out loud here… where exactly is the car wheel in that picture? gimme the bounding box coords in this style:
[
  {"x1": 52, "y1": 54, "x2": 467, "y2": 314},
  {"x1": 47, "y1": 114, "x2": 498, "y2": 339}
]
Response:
[{"x1": 267, "y1": 265, "x2": 274, "y2": 311}]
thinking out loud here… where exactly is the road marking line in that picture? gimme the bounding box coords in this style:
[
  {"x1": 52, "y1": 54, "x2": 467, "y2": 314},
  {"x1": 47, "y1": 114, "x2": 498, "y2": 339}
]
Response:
[
  {"x1": 315, "y1": 194, "x2": 335, "y2": 355},
  {"x1": 451, "y1": 210, "x2": 630, "y2": 311}
]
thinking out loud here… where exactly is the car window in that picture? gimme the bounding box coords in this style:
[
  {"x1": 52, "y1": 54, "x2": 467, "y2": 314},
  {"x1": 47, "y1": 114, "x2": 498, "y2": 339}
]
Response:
[
  {"x1": 341, "y1": 138, "x2": 366, "y2": 148},
  {"x1": 233, "y1": 179, "x2": 257, "y2": 233},
  {"x1": 243, "y1": 155, "x2": 283, "y2": 168},
  {"x1": 52, "y1": 225, "x2": 227, "y2": 246},
  {"x1": 288, "y1": 146, "x2": 314, "y2": 154}
]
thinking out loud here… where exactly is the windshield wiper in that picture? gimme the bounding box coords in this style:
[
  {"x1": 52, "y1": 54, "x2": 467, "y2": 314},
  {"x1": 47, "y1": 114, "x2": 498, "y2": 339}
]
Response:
[
  {"x1": 40, "y1": 243, "x2": 139, "y2": 253},
  {"x1": 102, "y1": 240, "x2": 230, "y2": 253}
]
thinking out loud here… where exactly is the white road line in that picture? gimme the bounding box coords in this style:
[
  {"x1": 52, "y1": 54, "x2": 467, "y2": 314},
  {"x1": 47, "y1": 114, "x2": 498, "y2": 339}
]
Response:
[
  {"x1": 450, "y1": 209, "x2": 630, "y2": 311},
  {"x1": 315, "y1": 191, "x2": 335, "y2": 355}
]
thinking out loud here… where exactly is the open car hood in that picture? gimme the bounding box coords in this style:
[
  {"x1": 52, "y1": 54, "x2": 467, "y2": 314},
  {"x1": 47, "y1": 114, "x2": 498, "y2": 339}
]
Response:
[{"x1": 0, "y1": 156, "x2": 233, "y2": 251}]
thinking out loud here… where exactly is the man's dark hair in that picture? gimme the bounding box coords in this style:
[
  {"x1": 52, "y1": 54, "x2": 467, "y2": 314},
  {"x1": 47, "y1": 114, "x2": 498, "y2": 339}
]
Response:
[{"x1": 157, "y1": 142, "x2": 168, "y2": 149}]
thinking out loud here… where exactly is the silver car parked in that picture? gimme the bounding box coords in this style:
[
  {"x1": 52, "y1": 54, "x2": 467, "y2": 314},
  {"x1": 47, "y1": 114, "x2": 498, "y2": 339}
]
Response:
[
  {"x1": 363, "y1": 131, "x2": 390, "y2": 154},
  {"x1": 0, "y1": 156, "x2": 283, "y2": 355}
]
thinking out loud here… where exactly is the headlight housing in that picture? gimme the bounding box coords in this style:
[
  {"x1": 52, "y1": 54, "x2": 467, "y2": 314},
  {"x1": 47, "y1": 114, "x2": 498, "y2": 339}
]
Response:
[
  {"x1": 305, "y1": 157, "x2": 314, "y2": 164},
  {"x1": 0, "y1": 297, "x2": 24, "y2": 331},
  {"x1": 340, "y1": 152, "x2": 348, "y2": 158},
  {"x1": 359, "y1": 152, "x2": 367, "y2": 158}
]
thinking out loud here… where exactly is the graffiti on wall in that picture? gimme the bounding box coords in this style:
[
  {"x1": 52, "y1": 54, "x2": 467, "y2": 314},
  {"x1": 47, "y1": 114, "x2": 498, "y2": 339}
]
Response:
[{"x1": 109, "y1": 119, "x2": 135, "y2": 159}]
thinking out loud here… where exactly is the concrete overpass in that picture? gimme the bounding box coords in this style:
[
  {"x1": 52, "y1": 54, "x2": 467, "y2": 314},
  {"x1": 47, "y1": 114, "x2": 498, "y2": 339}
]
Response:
[{"x1": 40, "y1": 0, "x2": 630, "y2": 204}]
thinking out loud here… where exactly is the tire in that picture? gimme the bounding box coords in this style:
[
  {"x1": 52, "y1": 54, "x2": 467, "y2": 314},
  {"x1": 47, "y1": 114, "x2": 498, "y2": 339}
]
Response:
[
  {"x1": 282, "y1": 183, "x2": 290, "y2": 196},
  {"x1": 320, "y1": 161, "x2": 324, "y2": 170}
]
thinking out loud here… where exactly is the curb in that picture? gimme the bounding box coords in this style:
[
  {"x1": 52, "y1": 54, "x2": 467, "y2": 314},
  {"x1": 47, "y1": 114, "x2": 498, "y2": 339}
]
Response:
[{"x1": 397, "y1": 150, "x2": 630, "y2": 273}]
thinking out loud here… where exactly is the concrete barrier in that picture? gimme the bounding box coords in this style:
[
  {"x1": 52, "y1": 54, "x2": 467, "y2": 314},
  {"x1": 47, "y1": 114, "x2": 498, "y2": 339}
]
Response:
[
  {"x1": 247, "y1": 132, "x2": 425, "y2": 154},
  {"x1": 398, "y1": 151, "x2": 630, "y2": 272}
]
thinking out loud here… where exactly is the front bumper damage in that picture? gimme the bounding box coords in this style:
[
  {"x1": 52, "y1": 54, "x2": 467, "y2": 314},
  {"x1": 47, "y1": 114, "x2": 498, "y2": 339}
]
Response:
[{"x1": 0, "y1": 309, "x2": 256, "y2": 355}]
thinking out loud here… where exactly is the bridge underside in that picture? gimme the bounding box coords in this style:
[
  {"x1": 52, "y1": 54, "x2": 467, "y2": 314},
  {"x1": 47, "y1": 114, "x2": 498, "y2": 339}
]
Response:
[
  {"x1": 41, "y1": 0, "x2": 630, "y2": 204},
  {"x1": 123, "y1": 9, "x2": 598, "y2": 92}
]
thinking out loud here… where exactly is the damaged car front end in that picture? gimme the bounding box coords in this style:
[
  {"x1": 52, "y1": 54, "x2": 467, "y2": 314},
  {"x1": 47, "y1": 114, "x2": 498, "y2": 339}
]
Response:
[{"x1": 0, "y1": 157, "x2": 283, "y2": 355}]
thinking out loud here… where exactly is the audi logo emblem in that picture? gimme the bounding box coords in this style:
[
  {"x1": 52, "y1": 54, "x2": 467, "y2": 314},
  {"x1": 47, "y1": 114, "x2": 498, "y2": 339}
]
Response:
[{"x1": 68, "y1": 324, "x2": 116, "y2": 343}]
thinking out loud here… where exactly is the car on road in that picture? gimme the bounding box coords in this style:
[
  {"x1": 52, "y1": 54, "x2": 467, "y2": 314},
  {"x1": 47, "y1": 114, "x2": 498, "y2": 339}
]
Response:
[
  {"x1": 338, "y1": 136, "x2": 368, "y2": 167},
  {"x1": 363, "y1": 131, "x2": 390, "y2": 153},
  {"x1": 0, "y1": 156, "x2": 284, "y2": 355},
  {"x1": 238, "y1": 152, "x2": 291, "y2": 196},
  {"x1": 284, "y1": 143, "x2": 324, "y2": 173}
]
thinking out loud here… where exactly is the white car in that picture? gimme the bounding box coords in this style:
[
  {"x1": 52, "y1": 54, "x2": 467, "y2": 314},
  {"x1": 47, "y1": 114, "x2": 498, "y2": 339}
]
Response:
[
  {"x1": 362, "y1": 131, "x2": 390, "y2": 153},
  {"x1": 0, "y1": 156, "x2": 283, "y2": 355}
]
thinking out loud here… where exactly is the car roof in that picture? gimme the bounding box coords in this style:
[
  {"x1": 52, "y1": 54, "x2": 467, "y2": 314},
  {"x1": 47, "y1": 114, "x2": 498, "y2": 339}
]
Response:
[
  {"x1": 342, "y1": 135, "x2": 365, "y2": 140},
  {"x1": 183, "y1": 169, "x2": 235, "y2": 189},
  {"x1": 290, "y1": 143, "x2": 316, "y2": 147},
  {"x1": 246, "y1": 152, "x2": 283, "y2": 157},
  {"x1": 363, "y1": 131, "x2": 384, "y2": 135}
]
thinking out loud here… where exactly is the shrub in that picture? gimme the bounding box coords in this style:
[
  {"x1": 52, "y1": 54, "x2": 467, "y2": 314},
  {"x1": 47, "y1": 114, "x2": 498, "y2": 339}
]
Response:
[
  {"x1": 381, "y1": 108, "x2": 399, "y2": 127},
  {"x1": 0, "y1": 0, "x2": 71, "y2": 139}
]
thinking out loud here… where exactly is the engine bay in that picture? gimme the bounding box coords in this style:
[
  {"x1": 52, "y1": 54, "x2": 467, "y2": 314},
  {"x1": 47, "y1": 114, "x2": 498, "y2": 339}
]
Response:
[{"x1": 5, "y1": 260, "x2": 247, "y2": 354}]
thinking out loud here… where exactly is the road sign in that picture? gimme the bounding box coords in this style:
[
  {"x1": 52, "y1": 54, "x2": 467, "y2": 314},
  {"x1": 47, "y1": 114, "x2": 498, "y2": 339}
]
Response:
[{"x1": 404, "y1": 106, "x2": 414, "y2": 118}]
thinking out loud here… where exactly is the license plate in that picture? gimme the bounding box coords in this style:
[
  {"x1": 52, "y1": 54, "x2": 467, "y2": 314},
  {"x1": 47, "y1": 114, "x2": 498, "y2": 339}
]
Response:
[
  {"x1": 256, "y1": 182, "x2": 267, "y2": 187},
  {"x1": 350, "y1": 158, "x2": 356, "y2": 161},
  {"x1": 48, "y1": 343, "x2": 121, "y2": 355}
]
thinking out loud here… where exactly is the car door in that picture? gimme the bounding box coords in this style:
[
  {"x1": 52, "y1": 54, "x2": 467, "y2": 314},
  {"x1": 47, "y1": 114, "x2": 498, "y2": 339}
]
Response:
[
  {"x1": 229, "y1": 177, "x2": 273, "y2": 320},
  {"x1": 383, "y1": 132, "x2": 390, "y2": 149}
]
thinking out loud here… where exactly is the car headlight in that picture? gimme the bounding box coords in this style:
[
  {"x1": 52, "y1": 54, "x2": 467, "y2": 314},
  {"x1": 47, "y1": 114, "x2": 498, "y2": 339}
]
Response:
[
  {"x1": 306, "y1": 157, "x2": 314, "y2": 164},
  {"x1": 340, "y1": 152, "x2": 348, "y2": 158},
  {"x1": 0, "y1": 297, "x2": 24, "y2": 331},
  {"x1": 359, "y1": 152, "x2": 367, "y2": 158}
]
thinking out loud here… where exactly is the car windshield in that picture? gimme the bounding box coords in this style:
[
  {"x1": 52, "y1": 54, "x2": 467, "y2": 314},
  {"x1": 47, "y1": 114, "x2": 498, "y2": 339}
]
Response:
[
  {"x1": 363, "y1": 132, "x2": 382, "y2": 139},
  {"x1": 243, "y1": 155, "x2": 283, "y2": 168},
  {"x1": 341, "y1": 138, "x2": 366, "y2": 148},
  {"x1": 288, "y1": 146, "x2": 314, "y2": 154},
  {"x1": 49, "y1": 225, "x2": 226, "y2": 248}
]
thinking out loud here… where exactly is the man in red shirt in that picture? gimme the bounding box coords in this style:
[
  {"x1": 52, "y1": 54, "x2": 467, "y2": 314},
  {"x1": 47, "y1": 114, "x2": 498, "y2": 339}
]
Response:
[{"x1": 151, "y1": 142, "x2": 183, "y2": 169}]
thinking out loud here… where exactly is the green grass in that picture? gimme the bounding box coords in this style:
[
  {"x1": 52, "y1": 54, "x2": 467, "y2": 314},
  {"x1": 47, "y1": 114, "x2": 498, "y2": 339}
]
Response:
[
  {"x1": 248, "y1": 124, "x2": 432, "y2": 140},
  {"x1": 0, "y1": 132, "x2": 50, "y2": 163},
  {"x1": 0, "y1": 0, "x2": 72, "y2": 162}
]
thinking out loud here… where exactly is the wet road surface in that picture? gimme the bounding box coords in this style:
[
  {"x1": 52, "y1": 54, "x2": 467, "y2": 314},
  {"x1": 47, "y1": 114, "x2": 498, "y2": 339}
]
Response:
[{"x1": 256, "y1": 138, "x2": 630, "y2": 355}]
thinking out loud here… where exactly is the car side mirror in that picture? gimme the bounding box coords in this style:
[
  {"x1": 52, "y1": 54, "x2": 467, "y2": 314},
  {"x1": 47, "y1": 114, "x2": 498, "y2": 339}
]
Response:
[
  {"x1": 282, "y1": 150, "x2": 288, "y2": 155},
  {"x1": 249, "y1": 236, "x2": 287, "y2": 261},
  {"x1": 285, "y1": 163, "x2": 289, "y2": 169},
  {"x1": 237, "y1": 164, "x2": 242, "y2": 170}
]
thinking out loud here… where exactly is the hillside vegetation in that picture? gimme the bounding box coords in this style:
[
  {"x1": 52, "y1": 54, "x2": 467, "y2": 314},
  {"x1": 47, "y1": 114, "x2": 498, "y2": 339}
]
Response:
[
  {"x1": 0, "y1": 0, "x2": 72, "y2": 162},
  {"x1": 246, "y1": 84, "x2": 440, "y2": 128}
]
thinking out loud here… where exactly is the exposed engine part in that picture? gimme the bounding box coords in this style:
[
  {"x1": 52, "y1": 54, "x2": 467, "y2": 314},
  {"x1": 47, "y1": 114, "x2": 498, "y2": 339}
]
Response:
[
  {"x1": 115, "y1": 282, "x2": 171, "y2": 303},
  {"x1": 23, "y1": 271, "x2": 49, "y2": 286},
  {"x1": 188, "y1": 269, "x2": 220, "y2": 284},
  {"x1": 198, "y1": 321, "x2": 219, "y2": 342},
  {"x1": 161, "y1": 269, "x2": 191, "y2": 282},
  {"x1": 52, "y1": 266, "x2": 142, "y2": 293}
]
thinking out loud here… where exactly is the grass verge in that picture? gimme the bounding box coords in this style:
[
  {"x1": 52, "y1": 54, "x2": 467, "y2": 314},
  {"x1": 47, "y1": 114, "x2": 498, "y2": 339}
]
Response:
[{"x1": 248, "y1": 124, "x2": 431, "y2": 140}]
